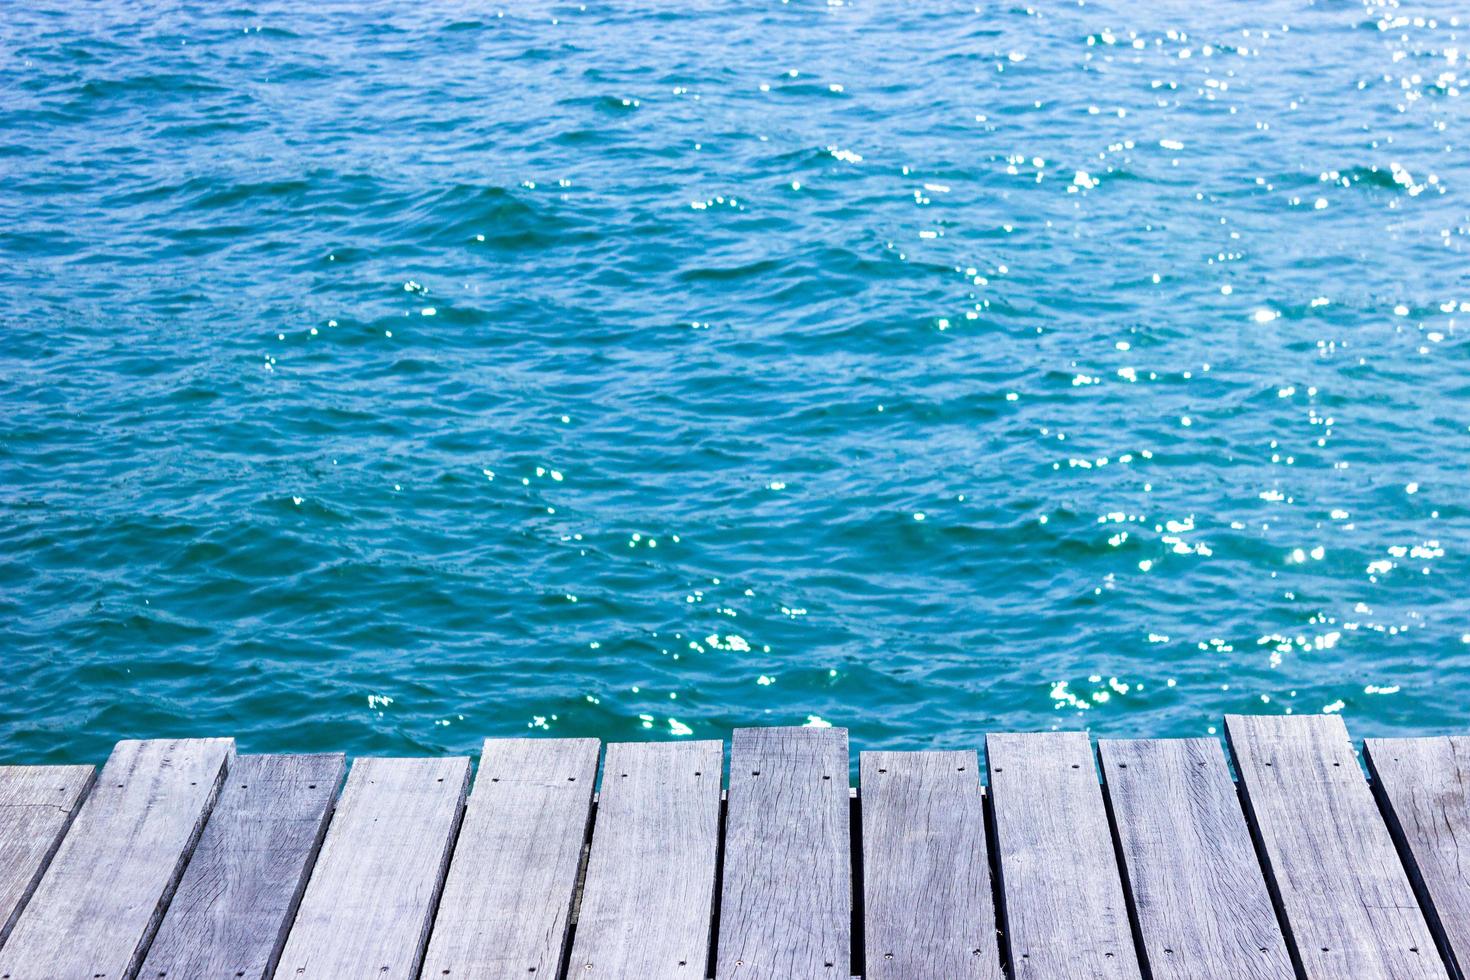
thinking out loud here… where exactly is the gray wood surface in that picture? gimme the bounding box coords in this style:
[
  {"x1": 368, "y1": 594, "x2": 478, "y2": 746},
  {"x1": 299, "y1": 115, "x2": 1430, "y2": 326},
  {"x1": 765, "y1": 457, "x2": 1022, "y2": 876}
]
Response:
[
  {"x1": 140, "y1": 753, "x2": 345, "y2": 980},
  {"x1": 715, "y1": 726, "x2": 851, "y2": 980},
  {"x1": 420, "y1": 738, "x2": 599, "y2": 979},
  {"x1": 1099, "y1": 738, "x2": 1293, "y2": 980},
  {"x1": 0, "y1": 737, "x2": 233, "y2": 980},
  {"x1": 860, "y1": 749, "x2": 1001, "y2": 980},
  {"x1": 272, "y1": 755, "x2": 469, "y2": 980},
  {"x1": 1226, "y1": 713, "x2": 1444, "y2": 979},
  {"x1": 567, "y1": 740, "x2": 723, "y2": 979},
  {"x1": 0, "y1": 764, "x2": 95, "y2": 945},
  {"x1": 1366, "y1": 736, "x2": 1470, "y2": 979},
  {"x1": 987, "y1": 731, "x2": 1142, "y2": 980}
]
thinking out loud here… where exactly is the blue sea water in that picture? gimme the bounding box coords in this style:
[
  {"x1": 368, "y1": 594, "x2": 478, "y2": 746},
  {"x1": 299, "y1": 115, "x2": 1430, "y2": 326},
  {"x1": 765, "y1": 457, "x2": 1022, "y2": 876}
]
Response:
[{"x1": 3, "y1": 0, "x2": 1469, "y2": 765}]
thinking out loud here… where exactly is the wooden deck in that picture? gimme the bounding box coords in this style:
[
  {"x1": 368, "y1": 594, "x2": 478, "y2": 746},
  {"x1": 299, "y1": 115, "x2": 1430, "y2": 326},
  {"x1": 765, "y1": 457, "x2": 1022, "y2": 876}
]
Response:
[{"x1": 0, "y1": 714, "x2": 1467, "y2": 979}]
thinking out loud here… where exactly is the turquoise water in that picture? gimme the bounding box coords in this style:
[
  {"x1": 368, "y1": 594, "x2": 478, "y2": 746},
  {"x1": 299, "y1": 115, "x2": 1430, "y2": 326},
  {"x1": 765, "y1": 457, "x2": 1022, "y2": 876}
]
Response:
[{"x1": 3, "y1": 0, "x2": 1469, "y2": 765}]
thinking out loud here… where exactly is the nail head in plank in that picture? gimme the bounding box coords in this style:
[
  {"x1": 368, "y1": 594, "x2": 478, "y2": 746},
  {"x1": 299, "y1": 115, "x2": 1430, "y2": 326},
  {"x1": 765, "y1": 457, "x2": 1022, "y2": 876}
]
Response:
[
  {"x1": 987, "y1": 731, "x2": 1143, "y2": 980},
  {"x1": 1099, "y1": 738, "x2": 1294, "y2": 980},
  {"x1": 715, "y1": 726, "x2": 851, "y2": 980},
  {"x1": 0, "y1": 765, "x2": 95, "y2": 946},
  {"x1": 272, "y1": 755, "x2": 469, "y2": 980},
  {"x1": 568, "y1": 740, "x2": 722, "y2": 979},
  {"x1": 0, "y1": 738, "x2": 234, "y2": 980},
  {"x1": 1366, "y1": 736, "x2": 1470, "y2": 979},
  {"x1": 141, "y1": 753, "x2": 345, "y2": 980},
  {"x1": 860, "y1": 750, "x2": 1001, "y2": 980},
  {"x1": 1226, "y1": 714, "x2": 1444, "y2": 980},
  {"x1": 421, "y1": 738, "x2": 599, "y2": 980}
]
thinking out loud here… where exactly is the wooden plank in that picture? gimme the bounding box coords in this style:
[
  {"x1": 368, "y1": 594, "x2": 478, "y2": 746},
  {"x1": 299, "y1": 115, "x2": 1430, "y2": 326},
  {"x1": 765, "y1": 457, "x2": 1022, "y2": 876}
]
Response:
[
  {"x1": 0, "y1": 738, "x2": 233, "y2": 979},
  {"x1": 987, "y1": 731, "x2": 1142, "y2": 980},
  {"x1": 1098, "y1": 738, "x2": 1294, "y2": 980},
  {"x1": 0, "y1": 764, "x2": 95, "y2": 945},
  {"x1": 272, "y1": 756, "x2": 469, "y2": 980},
  {"x1": 140, "y1": 753, "x2": 345, "y2": 980},
  {"x1": 859, "y1": 750, "x2": 1001, "y2": 980},
  {"x1": 567, "y1": 740, "x2": 722, "y2": 979},
  {"x1": 420, "y1": 738, "x2": 599, "y2": 979},
  {"x1": 1366, "y1": 736, "x2": 1470, "y2": 979},
  {"x1": 1226, "y1": 713, "x2": 1444, "y2": 979},
  {"x1": 715, "y1": 726, "x2": 850, "y2": 980}
]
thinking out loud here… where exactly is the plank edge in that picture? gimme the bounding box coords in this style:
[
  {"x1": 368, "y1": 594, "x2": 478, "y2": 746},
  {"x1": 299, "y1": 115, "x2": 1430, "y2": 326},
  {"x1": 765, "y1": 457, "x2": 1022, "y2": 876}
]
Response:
[
  {"x1": 1364, "y1": 740, "x2": 1465, "y2": 980},
  {"x1": 0, "y1": 765, "x2": 97, "y2": 946}
]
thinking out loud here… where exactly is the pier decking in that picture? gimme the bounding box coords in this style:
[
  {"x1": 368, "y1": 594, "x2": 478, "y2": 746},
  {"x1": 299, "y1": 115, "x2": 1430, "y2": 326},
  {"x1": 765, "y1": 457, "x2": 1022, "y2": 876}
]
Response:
[{"x1": 0, "y1": 714, "x2": 1466, "y2": 979}]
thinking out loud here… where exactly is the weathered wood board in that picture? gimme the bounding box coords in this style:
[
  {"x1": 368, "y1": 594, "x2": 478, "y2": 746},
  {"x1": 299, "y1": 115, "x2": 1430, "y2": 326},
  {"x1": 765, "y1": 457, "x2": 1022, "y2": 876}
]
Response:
[
  {"x1": 140, "y1": 753, "x2": 345, "y2": 980},
  {"x1": 0, "y1": 764, "x2": 95, "y2": 945},
  {"x1": 0, "y1": 738, "x2": 233, "y2": 980},
  {"x1": 1099, "y1": 738, "x2": 1294, "y2": 980},
  {"x1": 272, "y1": 756, "x2": 469, "y2": 980},
  {"x1": 420, "y1": 738, "x2": 599, "y2": 980},
  {"x1": 860, "y1": 749, "x2": 1001, "y2": 980},
  {"x1": 1226, "y1": 714, "x2": 1445, "y2": 979},
  {"x1": 715, "y1": 726, "x2": 851, "y2": 980},
  {"x1": 1366, "y1": 735, "x2": 1470, "y2": 979},
  {"x1": 0, "y1": 717, "x2": 1460, "y2": 980},
  {"x1": 987, "y1": 731, "x2": 1142, "y2": 980},
  {"x1": 567, "y1": 740, "x2": 723, "y2": 979}
]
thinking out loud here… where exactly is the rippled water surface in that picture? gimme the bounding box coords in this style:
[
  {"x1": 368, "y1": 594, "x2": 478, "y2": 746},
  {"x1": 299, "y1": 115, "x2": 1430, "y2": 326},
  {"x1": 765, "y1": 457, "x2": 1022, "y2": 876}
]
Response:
[{"x1": 4, "y1": 0, "x2": 1470, "y2": 764}]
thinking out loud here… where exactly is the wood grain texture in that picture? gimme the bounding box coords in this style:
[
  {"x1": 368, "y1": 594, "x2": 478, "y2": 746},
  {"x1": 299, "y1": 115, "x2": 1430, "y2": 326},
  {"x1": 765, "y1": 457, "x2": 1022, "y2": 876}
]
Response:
[
  {"x1": 987, "y1": 731, "x2": 1142, "y2": 980},
  {"x1": 272, "y1": 756, "x2": 469, "y2": 980},
  {"x1": 860, "y1": 750, "x2": 1001, "y2": 980},
  {"x1": 567, "y1": 740, "x2": 722, "y2": 979},
  {"x1": 715, "y1": 726, "x2": 851, "y2": 980},
  {"x1": 0, "y1": 764, "x2": 95, "y2": 945},
  {"x1": 420, "y1": 738, "x2": 599, "y2": 980},
  {"x1": 140, "y1": 753, "x2": 345, "y2": 980},
  {"x1": 0, "y1": 738, "x2": 233, "y2": 980},
  {"x1": 1099, "y1": 738, "x2": 1293, "y2": 980},
  {"x1": 1226, "y1": 714, "x2": 1444, "y2": 980},
  {"x1": 1366, "y1": 736, "x2": 1470, "y2": 979}
]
